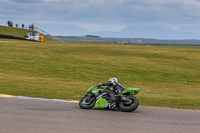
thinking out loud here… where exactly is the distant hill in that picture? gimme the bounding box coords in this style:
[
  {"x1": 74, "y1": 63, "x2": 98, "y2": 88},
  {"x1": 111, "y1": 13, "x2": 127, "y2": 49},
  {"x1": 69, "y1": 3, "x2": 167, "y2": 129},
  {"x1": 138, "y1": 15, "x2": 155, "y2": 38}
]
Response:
[
  {"x1": 85, "y1": 35, "x2": 101, "y2": 38},
  {"x1": 33, "y1": 22, "x2": 200, "y2": 40},
  {"x1": 55, "y1": 35, "x2": 200, "y2": 45},
  {"x1": 0, "y1": 25, "x2": 55, "y2": 42},
  {"x1": 91, "y1": 25, "x2": 200, "y2": 40}
]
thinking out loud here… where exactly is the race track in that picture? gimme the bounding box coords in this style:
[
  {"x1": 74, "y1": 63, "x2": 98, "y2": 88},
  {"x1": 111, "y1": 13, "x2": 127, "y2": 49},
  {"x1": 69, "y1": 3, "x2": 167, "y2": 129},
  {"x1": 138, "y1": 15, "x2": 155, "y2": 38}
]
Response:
[{"x1": 1, "y1": 97, "x2": 200, "y2": 133}]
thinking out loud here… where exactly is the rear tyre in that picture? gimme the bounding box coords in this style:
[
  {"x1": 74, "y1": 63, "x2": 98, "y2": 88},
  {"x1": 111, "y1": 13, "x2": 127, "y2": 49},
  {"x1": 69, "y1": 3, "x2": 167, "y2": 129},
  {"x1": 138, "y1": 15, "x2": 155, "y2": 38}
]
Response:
[
  {"x1": 119, "y1": 96, "x2": 139, "y2": 112},
  {"x1": 79, "y1": 95, "x2": 96, "y2": 109}
]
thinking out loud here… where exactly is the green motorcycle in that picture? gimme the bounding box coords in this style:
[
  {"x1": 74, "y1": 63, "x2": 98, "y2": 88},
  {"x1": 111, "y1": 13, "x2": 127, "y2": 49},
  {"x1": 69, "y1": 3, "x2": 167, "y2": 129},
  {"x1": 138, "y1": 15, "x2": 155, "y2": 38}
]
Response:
[{"x1": 79, "y1": 86, "x2": 141, "y2": 112}]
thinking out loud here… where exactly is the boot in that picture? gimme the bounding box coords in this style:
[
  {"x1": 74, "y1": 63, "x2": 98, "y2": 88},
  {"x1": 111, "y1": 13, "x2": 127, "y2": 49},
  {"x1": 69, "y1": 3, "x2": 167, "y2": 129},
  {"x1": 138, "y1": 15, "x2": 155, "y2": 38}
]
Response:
[{"x1": 108, "y1": 103, "x2": 117, "y2": 110}]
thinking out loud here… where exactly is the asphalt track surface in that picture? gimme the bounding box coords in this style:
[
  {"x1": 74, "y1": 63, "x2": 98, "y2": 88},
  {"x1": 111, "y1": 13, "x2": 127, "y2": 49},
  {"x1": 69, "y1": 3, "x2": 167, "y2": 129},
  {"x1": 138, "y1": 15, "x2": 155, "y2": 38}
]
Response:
[{"x1": 1, "y1": 97, "x2": 200, "y2": 133}]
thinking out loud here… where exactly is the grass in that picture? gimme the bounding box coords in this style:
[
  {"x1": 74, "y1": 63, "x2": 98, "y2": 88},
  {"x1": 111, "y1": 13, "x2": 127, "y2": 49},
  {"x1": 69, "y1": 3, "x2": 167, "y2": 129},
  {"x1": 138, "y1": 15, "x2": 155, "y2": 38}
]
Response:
[{"x1": 0, "y1": 40, "x2": 200, "y2": 109}]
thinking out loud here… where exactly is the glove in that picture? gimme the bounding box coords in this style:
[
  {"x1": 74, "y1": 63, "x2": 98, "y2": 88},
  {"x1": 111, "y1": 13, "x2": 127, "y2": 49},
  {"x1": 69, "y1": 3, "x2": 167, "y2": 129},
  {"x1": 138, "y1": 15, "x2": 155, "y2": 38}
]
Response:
[{"x1": 97, "y1": 83, "x2": 102, "y2": 88}]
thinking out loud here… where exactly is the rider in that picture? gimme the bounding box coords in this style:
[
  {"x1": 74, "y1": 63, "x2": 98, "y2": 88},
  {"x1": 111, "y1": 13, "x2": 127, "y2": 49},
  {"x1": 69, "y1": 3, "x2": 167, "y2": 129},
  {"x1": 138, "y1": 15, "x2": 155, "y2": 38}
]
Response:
[{"x1": 96, "y1": 78, "x2": 125, "y2": 102}]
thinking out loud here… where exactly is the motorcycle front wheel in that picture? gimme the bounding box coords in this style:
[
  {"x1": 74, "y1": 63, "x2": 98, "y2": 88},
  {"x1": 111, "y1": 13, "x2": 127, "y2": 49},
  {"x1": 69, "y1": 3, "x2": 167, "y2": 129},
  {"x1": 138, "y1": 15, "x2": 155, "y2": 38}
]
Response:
[
  {"x1": 79, "y1": 95, "x2": 96, "y2": 109},
  {"x1": 119, "y1": 96, "x2": 139, "y2": 112}
]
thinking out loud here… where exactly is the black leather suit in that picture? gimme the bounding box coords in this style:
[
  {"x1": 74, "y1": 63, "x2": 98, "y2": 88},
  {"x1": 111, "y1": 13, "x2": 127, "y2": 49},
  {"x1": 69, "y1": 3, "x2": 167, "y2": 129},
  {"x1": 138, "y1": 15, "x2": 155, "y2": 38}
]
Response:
[{"x1": 98, "y1": 82, "x2": 125, "y2": 102}]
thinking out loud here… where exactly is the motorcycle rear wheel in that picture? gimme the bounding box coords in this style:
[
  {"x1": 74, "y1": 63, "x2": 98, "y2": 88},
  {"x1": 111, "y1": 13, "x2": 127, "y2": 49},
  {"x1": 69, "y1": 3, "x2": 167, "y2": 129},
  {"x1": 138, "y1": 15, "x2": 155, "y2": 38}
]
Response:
[
  {"x1": 79, "y1": 95, "x2": 96, "y2": 109},
  {"x1": 119, "y1": 96, "x2": 139, "y2": 112}
]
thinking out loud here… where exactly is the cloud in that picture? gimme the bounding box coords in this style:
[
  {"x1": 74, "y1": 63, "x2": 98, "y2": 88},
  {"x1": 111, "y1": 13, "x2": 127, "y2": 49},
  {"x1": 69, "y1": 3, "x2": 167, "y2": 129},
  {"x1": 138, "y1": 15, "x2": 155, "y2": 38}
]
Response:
[
  {"x1": 10, "y1": 0, "x2": 42, "y2": 3},
  {"x1": 43, "y1": 0, "x2": 60, "y2": 2},
  {"x1": 1, "y1": 0, "x2": 200, "y2": 38},
  {"x1": 183, "y1": 0, "x2": 200, "y2": 17},
  {"x1": 0, "y1": 0, "x2": 195, "y2": 23}
]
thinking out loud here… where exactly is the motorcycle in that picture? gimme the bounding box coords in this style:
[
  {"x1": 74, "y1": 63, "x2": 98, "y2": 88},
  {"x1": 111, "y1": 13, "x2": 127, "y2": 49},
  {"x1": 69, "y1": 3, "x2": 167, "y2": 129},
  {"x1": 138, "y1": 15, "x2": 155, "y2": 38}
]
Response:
[{"x1": 79, "y1": 85, "x2": 141, "y2": 112}]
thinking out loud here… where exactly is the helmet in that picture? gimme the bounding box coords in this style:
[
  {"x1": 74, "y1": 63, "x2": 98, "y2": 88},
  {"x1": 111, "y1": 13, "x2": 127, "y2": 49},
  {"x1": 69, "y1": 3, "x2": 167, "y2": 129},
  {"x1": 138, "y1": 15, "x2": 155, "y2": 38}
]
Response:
[{"x1": 109, "y1": 78, "x2": 118, "y2": 83}]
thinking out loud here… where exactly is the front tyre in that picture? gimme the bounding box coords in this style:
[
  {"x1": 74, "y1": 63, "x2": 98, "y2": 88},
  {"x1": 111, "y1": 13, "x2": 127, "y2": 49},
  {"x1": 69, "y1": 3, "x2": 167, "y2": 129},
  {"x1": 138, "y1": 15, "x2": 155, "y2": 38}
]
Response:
[
  {"x1": 119, "y1": 96, "x2": 139, "y2": 112},
  {"x1": 79, "y1": 95, "x2": 96, "y2": 109}
]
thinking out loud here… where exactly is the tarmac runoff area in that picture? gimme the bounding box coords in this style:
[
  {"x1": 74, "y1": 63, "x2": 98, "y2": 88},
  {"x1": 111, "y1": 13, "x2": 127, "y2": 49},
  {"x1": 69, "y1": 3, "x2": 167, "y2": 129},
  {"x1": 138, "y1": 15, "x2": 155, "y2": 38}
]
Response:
[
  {"x1": 0, "y1": 94, "x2": 79, "y2": 103},
  {"x1": 0, "y1": 41, "x2": 12, "y2": 42},
  {"x1": 1, "y1": 95, "x2": 200, "y2": 133}
]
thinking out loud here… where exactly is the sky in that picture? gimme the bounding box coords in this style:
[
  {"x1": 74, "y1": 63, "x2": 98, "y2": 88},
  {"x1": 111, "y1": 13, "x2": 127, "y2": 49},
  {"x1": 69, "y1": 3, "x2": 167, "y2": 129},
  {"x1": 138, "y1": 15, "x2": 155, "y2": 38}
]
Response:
[{"x1": 1, "y1": 0, "x2": 200, "y2": 39}]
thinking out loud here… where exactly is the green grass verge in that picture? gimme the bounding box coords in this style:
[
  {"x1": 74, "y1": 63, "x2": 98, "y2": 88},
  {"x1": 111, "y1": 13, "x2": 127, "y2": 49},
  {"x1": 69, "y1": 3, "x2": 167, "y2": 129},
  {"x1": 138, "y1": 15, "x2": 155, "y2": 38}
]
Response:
[
  {"x1": 0, "y1": 41, "x2": 200, "y2": 109},
  {"x1": 127, "y1": 44, "x2": 200, "y2": 49}
]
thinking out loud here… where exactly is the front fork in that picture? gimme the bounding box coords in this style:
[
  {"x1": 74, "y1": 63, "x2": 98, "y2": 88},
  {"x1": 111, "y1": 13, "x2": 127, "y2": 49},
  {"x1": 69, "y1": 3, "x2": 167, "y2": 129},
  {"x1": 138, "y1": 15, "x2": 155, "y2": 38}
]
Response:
[
  {"x1": 84, "y1": 94, "x2": 95, "y2": 103},
  {"x1": 87, "y1": 93, "x2": 95, "y2": 98}
]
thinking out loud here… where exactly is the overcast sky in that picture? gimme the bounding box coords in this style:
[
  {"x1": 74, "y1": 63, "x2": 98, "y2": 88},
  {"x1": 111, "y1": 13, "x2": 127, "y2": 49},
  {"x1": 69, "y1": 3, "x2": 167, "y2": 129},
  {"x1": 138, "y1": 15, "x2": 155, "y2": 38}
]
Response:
[{"x1": 1, "y1": 0, "x2": 200, "y2": 39}]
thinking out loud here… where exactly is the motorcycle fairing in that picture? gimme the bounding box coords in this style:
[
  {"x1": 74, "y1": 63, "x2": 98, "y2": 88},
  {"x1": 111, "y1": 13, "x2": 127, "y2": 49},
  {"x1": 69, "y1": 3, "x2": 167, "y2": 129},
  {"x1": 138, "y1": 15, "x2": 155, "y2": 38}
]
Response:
[
  {"x1": 122, "y1": 88, "x2": 141, "y2": 96},
  {"x1": 94, "y1": 97, "x2": 109, "y2": 109},
  {"x1": 87, "y1": 86, "x2": 103, "y2": 96}
]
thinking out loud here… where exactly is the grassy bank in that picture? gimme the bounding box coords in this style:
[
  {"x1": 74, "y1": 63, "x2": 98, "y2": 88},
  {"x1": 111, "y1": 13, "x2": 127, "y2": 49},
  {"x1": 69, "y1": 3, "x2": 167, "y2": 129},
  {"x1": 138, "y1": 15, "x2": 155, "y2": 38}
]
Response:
[
  {"x1": 0, "y1": 41, "x2": 200, "y2": 109},
  {"x1": 0, "y1": 25, "x2": 55, "y2": 43}
]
